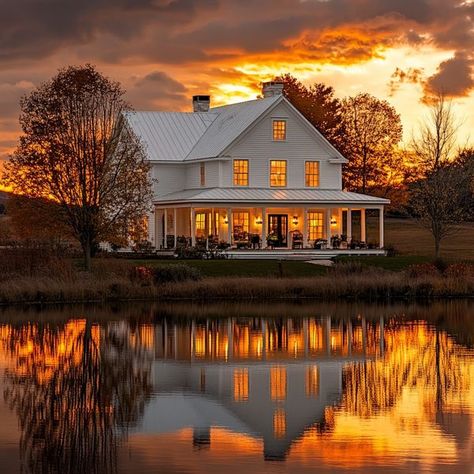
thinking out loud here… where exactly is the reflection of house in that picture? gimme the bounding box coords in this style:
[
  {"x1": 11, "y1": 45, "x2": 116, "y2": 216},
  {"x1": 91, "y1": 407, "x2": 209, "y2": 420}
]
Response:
[{"x1": 131, "y1": 316, "x2": 385, "y2": 460}]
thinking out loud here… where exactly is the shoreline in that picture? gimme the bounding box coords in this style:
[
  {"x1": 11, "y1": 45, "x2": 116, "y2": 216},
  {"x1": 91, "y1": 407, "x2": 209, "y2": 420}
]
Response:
[{"x1": 0, "y1": 273, "x2": 473, "y2": 307}]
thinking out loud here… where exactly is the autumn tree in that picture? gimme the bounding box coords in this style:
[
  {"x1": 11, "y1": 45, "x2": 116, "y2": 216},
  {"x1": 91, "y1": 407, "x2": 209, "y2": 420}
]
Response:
[
  {"x1": 408, "y1": 95, "x2": 469, "y2": 257},
  {"x1": 2, "y1": 65, "x2": 151, "y2": 270},
  {"x1": 341, "y1": 93, "x2": 403, "y2": 194},
  {"x1": 274, "y1": 73, "x2": 344, "y2": 150}
]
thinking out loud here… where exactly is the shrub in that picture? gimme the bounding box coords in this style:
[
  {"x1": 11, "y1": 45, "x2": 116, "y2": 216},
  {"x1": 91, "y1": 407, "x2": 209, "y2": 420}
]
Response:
[
  {"x1": 175, "y1": 246, "x2": 206, "y2": 259},
  {"x1": 129, "y1": 266, "x2": 154, "y2": 286},
  {"x1": 444, "y1": 263, "x2": 474, "y2": 278},
  {"x1": 433, "y1": 258, "x2": 448, "y2": 274},
  {"x1": 152, "y1": 264, "x2": 202, "y2": 284},
  {"x1": 405, "y1": 263, "x2": 440, "y2": 278},
  {"x1": 385, "y1": 244, "x2": 399, "y2": 257}
]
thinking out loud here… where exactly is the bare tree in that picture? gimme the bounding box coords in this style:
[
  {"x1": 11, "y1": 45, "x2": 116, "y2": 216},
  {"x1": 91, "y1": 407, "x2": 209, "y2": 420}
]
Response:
[
  {"x1": 2, "y1": 65, "x2": 151, "y2": 270},
  {"x1": 409, "y1": 94, "x2": 468, "y2": 257},
  {"x1": 411, "y1": 94, "x2": 458, "y2": 170}
]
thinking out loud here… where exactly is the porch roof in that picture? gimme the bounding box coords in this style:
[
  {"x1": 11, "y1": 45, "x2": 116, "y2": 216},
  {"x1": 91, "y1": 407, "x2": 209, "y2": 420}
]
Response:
[{"x1": 154, "y1": 187, "x2": 390, "y2": 205}]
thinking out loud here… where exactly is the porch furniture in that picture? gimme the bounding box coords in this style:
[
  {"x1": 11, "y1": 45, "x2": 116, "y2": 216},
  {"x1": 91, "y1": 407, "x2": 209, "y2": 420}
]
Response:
[
  {"x1": 250, "y1": 234, "x2": 261, "y2": 249},
  {"x1": 267, "y1": 232, "x2": 279, "y2": 249},
  {"x1": 291, "y1": 230, "x2": 303, "y2": 249},
  {"x1": 314, "y1": 239, "x2": 328, "y2": 250}
]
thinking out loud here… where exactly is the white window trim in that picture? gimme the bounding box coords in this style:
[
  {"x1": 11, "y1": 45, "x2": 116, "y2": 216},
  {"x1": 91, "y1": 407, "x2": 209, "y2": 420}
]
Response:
[
  {"x1": 304, "y1": 160, "x2": 321, "y2": 188},
  {"x1": 232, "y1": 158, "x2": 250, "y2": 187},
  {"x1": 200, "y1": 162, "x2": 205, "y2": 187},
  {"x1": 272, "y1": 118, "x2": 287, "y2": 142},
  {"x1": 269, "y1": 159, "x2": 288, "y2": 188}
]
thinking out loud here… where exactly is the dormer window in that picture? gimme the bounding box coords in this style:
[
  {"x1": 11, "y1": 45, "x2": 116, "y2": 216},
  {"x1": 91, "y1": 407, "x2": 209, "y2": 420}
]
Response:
[{"x1": 272, "y1": 120, "x2": 286, "y2": 141}]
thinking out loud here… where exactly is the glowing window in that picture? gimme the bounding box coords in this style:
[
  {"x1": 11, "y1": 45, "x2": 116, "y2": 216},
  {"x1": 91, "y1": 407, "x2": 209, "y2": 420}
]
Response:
[
  {"x1": 233, "y1": 368, "x2": 249, "y2": 402},
  {"x1": 308, "y1": 212, "x2": 323, "y2": 240},
  {"x1": 305, "y1": 161, "x2": 320, "y2": 187},
  {"x1": 233, "y1": 211, "x2": 249, "y2": 235},
  {"x1": 270, "y1": 367, "x2": 287, "y2": 401},
  {"x1": 233, "y1": 159, "x2": 249, "y2": 186},
  {"x1": 305, "y1": 366, "x2": 319, "y2": 397},
  {"x1": 273, "y1": 408, "x2": 286, "y2": 438},
  {"x1": 196, "y1": 212, "x2": 206, "y2": 238},
  {"x1": 270, "y1": 160, "x2": 287, "y2": 187},
  {"x1": 272, "y1": 120, "x2": 286, "y2": 141},
  {"x1": 200, "y1": 163, "x2": 205, "y2": 186}
]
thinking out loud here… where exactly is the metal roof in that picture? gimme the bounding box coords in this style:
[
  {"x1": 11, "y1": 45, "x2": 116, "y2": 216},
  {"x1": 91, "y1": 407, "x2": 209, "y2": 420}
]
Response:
[
  {"x1": 155, "y1": 188, "x2": 390, "y2": 205},
  {"x1": 124, "y1": 96, "x2": 282, "y2": 162},
  {"x1": 124, "y1": 111, "x2": 217, "y2": 162}
]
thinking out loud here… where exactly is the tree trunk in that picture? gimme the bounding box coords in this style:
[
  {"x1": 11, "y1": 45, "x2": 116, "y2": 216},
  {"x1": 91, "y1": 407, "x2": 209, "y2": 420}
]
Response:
[
  {"x1": 434, "y1": 236, "x2": 441, "y2": 258},
  {"x1": 83, "y1": 238, "x2": 92, "y2": 271}
]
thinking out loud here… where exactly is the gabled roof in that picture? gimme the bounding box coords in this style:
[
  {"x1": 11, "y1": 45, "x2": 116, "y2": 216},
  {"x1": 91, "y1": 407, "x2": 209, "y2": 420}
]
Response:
[
  {"x1": 125, "y1": 94, "x2": 348, "y2": 162},
  {"x1": 155, "y1": 187, "x2": 390, "y2": 205}
]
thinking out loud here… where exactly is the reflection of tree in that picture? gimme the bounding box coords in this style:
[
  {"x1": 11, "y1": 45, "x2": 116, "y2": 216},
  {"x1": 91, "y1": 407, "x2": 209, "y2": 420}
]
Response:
[
  {"x1": 342, "y1": 322, "x2": 468, "y2": 418},
  {"x1": 2, "y1": 320, "x2": 153, "y2": 474}
]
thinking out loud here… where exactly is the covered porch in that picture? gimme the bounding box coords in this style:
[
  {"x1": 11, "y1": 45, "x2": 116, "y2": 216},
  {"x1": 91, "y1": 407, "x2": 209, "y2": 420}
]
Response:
[{"x1": 151, "y1": 204, "x2": 386, "y2": 252}]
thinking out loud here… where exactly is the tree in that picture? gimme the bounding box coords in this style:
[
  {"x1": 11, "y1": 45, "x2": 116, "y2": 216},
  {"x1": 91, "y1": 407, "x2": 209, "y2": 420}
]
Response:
[
  {"x1": 411, "y1": 94, "x2": 458, "y2": 171},
  {"x1": 340, "y1": 93, "x2": 403, "y2": 194},
  {"x1": 274, "y1": 74, "x2": 344, "y2": 151},
  {"x1": 408, "y1": 95, "x2": 469, "y2": 257},
  {"x1": 2, "y1": 65, "x2": 151, "y2": 270},
  {"x1": 409, "y1": 164, "x2": 468, "y2": 257}
]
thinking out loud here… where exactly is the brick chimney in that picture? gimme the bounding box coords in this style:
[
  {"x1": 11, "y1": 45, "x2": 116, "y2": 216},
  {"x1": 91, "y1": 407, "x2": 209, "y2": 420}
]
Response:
[
  {"x1": 193, "y1": 95, "x2": 211, "y2": 112},
  {"x1": 262, "y1": 81, "x2": 284, "y2": 98}
]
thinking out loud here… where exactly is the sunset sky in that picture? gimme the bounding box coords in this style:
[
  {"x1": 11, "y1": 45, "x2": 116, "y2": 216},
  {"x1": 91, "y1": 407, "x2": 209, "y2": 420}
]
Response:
[{"x1": 1, "y1": 0, "x2": 474, "y2": 161}]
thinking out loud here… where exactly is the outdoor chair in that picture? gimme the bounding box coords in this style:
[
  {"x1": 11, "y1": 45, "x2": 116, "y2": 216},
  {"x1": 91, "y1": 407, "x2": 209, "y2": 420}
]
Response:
[
  {"x1": 314, "y1": 239, "x2": 328, "y2": 250},
  {"x1": 291, "y1": 230, "x2": 303, "y2": 249}
]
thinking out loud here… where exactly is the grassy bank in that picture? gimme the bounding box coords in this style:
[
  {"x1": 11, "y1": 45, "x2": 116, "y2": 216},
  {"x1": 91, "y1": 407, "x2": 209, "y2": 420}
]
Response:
[{"x1": 0, "y1": 257, "x2": 472, "y2": 305}]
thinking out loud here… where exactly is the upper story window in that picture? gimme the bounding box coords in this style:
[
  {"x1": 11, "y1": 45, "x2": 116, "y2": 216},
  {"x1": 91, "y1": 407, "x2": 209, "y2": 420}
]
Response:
[
  {"x1": 305, "y1": 161, "x2": 320, "y2": 187},
  {"x1": 200, "y1": 162, "x2": 205, "y2": 186},
  {"x1": 270, "y1": 160, "x2": 287, "y2": 187},
  {"x1": 233, "y1": 159, "x2": 249, "y2": 186},
  {"x1": 272, "y1": 120, "x2": 287, "y2": 141}
]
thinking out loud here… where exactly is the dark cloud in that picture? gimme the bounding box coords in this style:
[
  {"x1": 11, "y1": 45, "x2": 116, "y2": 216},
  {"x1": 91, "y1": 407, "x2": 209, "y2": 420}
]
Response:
[
  {"x1": 389, "y1": 67, "x2": 425, "y2": 96},
  {"x1": 126, "y1": 70, "x2": 188, "y2": 110},
  {"x1": 425, "y1": 53, "x2": 474, "y2": 98}
]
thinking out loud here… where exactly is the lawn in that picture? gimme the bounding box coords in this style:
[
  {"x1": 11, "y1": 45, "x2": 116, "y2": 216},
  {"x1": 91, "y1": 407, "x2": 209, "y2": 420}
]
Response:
[
  {"x1": 385, "y1": 218, "x2": 474, "y2": 260},
  {"x1": 129, "y1": 258, "x2": 328, "y2": 278}
]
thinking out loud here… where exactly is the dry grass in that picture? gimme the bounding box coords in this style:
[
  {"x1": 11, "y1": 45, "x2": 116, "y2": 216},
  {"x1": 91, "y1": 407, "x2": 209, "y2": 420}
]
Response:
[{"x1": 385, "y1": 218, "x2": 474, "y2": 259}]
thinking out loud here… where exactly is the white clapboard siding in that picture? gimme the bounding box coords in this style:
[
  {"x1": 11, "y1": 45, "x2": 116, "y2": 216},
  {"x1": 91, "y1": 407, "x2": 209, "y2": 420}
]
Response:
[
  {"x1": 152, "y1": 163, "x2": 186, "y2": 198},
  {"x1": 226, "y1": 101, "x2": 342, "y2": 190},
  {"x1": 184, "y1": 160, "x2": 221, "y2": 189}
]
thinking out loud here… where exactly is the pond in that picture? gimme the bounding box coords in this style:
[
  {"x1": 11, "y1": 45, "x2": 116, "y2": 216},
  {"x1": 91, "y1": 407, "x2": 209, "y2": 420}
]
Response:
[{"x1": 0, "y1": 300, "x2": 473, "y2": 473}]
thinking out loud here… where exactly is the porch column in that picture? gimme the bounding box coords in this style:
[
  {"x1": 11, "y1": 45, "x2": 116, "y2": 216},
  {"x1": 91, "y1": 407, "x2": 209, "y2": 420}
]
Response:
[
  {"x1": 211, "y1": 207, "x2": 215, "y2": 236},
  {"x1": 173, "y1": 208, "x2": 177, "y2": 248},
  {"x1": 227, "y1": 208, "x2": 232, "y2": 245},
  {"x1": 164, "y1": 208, "x2": 168, "y2": 249},
  {"x1": 303, "y1": 208, "x2": 308, "y2": 248},
  {"x1": 379, "y1": 206, "x2": 385, "y2": 249},
  {"x1": 191, "y1": 207, "x2": 196, "y2": 247},
  {"x1": 261, "y1": 207, "x2": 267, "y2": 248},
  {"x1": 147, "y1": 208, "x2": 155, "y2": 247},
  {"x1": 326, "y1": 208, "x2": 332, "y2": 248},
  {"x1": 360, "y1": 208, "x2": 366, "y2": 243},
  {"x1": 347, "y1": 208, "x2": 352, "y2": 243}
]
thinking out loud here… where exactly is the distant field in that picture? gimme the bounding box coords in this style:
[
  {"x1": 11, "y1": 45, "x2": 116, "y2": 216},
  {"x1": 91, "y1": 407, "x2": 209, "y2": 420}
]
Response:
[{"x1": 385, "y1": 218, "x2": 474, "y2": 260}]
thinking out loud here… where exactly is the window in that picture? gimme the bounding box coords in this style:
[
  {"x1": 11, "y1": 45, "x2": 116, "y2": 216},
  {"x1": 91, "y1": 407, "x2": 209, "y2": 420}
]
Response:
[
  {"x1": 305, "y1": 366, "x2": 319, "y2": 398},
  {"x1": 272, "y1": 120, "x2": 286, "y2": 141},
  {"x1": 196, "y1": 212, "x2": 206, "y2": 238},
  {"x1": 233, "y1": 211, "x2": 249, "y2": 239},
  {"x1": 233, "y1": 159, "x2": 249, "y2": 186},
  {"x1": 270, "y1": 160, "x2": 287, "y2": 187},
  {"x1": 270, "y1": 367, "x2": 287, "y2": 401},
  {"x1": 233, "y1": 369, "x2": 249, "y2": 402},
  {"x1": 305, "y1": 161, "x2": 320, "y2": 187},
  {"x1": 308, "y1": 212, "x2": 324, "y2": 240},
  {"x1": 200, "y1": 163, "x2": 205, "y2": 186}
]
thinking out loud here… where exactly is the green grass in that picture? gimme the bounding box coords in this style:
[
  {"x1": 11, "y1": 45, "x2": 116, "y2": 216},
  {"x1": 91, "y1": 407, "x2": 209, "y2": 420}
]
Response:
[
  {"x1": 129, "y1": 258, "x2": 328, "y2": 278},
  {"x1": 334, "y1": 255, "x2": 431, "y2": 271}
]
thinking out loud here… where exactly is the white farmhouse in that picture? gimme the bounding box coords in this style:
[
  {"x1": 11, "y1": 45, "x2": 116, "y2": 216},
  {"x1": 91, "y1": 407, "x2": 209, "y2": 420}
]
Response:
[{"x1": 125, "y1": 82, "x2": 389, "y2": 256}]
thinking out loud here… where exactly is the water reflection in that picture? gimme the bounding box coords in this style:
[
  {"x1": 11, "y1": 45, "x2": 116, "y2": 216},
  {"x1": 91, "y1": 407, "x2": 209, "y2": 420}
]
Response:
[{"x1": 0, "y1": 301, "x2": 473, "y2": 473}]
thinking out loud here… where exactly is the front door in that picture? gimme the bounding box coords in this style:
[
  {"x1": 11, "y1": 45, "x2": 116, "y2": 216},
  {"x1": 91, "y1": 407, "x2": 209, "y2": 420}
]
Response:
[{"x1": 268, "y1": 215, "x2": 288, "y2": 247}]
